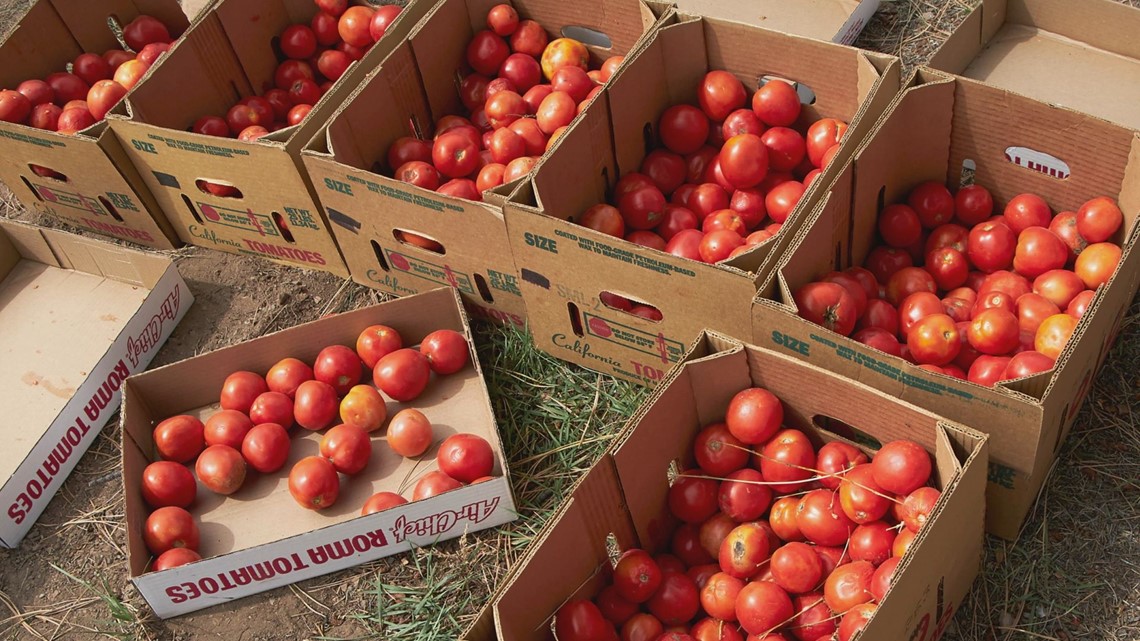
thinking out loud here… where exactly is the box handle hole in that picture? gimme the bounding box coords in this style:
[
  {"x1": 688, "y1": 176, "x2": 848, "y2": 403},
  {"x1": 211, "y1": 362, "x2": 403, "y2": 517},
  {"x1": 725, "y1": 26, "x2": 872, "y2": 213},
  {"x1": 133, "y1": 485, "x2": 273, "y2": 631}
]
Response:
[
  {"x1": 560, "y1": 26, "x2": 612, "y2": 49},
  {"x1": 28, "y1": 164, "x2": 68, "y2": 182},
  {"x1": 474, "y1": 273, "x2": 495, "y2": 303},
  {"x1": 195, "y1": 179, "x2": 243, "y2": 199},
  {"x1": 1004, "y1": 146, "x2": 1070, "y2": 180},
  {"x1": 759, "y1": 75, "x2": 816, "y2": 105},
  {"x1": 567, "y1": 301, "x2": 584, "y2": 337},
  {"x1": 599, "y1": 290, "x2": 663, "y2": 323},
  {"x1": 393, "y1": 229, "x2": 445, "y2": 254},
  {"x1": 98, "y1": 196, "x2": 124, "y2": 222},
  {"x1": 272, "y1": 212, "x2": 295, "y2": 243},
  {"x1": 371, "y1": 239, "x2": 391, "y2": 271},
  {"x1": 180, "y1": 193, "x2": 204, "y2": 224},
  {"x1": 19, "y1": 176, "x2": 43, "y2": 201}
]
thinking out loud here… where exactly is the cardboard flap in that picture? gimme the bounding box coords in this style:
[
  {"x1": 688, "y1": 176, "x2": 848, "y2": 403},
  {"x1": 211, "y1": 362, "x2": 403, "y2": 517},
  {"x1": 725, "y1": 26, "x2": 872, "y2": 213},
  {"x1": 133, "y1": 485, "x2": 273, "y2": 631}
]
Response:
[
  {"x1": 513, "y1": 0, "x2": 651, "y2": 55},
  {"x1": 0, "y1": 221, "x2": 61, "y2": 268},
  {"x1": 493, "y1": 458, "x2": 634, "y2": 641},
  {"x1": 53, "y1": 0, "x2": 189, "y2": 53},
  {"x1": 673, "y1": 0, "x2": 871, "y2": 43},
  {"x1": 408, "y1": 0, "x2": 470, "y2": 124},
  {"x1": 0, "y1": 2, "x2": 84, "y2": 87},
  {"x1": 214, "y1": 0, "x2": 299, "y2": 102},
  {"x1": 1006, "y1": 0, "x2": 1140, "y2": 60}
]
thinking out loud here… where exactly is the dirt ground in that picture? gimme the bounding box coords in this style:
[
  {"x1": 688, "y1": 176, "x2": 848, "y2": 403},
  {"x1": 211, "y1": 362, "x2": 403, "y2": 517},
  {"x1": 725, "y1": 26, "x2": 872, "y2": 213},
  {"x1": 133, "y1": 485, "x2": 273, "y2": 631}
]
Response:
[{"x1": 1, "y1": 0, "x2": 1140, "y2": 640}]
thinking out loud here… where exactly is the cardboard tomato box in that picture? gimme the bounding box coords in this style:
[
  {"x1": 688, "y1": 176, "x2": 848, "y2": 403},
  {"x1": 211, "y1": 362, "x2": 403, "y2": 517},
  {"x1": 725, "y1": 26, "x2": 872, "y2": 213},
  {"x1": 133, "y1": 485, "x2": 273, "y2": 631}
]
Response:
[
  {"x1": 0, "y1": 220, "x2": 191, "y2": 547},
  {"x1": 751, "y1": 69, "x2": 1140, "y2": 539},
  {"x1": 672, "y1": 0, "x2": 880, "y2": 45},
  {"x1": 300, "y1": 0, "x2": 668, "y2": 329},
  {"x1": 931, "y1": 0, "x2": 1140, "y2": 132},
  {"x1": 0, "y1": 0, "x2": 189, "y2": 250},
  {"x1": 505, "y1": 10, "x2": 899, "y2": 385},
  {"x1": 121, "y1": 287, "x2": 517, "y2": 618},
  {"x1": 108, "y1": 0, "x2": 436, "y2": 276},
  {"x1": 491, "y1": 330, "x2": 989, "y2": 641}
]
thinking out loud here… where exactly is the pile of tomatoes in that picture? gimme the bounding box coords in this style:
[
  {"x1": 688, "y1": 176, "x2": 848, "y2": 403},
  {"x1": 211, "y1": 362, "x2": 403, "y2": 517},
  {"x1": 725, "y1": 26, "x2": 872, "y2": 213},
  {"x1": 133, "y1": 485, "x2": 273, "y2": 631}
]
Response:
[
  {"x1": 189, "y1": 0, "x2": 403, "y2": 143},
  {"x1": 139, "y1": 324, "x2": 498, "y2": 572},
  {"x1": 555, "y1": 387, "x2": 939, "y2": 641},
  {"x1": 384, "y1": 3, "x2": 623, "y2": 202},
  {"x1": 794, "y1": 182, "x2": 1125, "y2": 386},
  {"x1": 576, "y1": 72, "x2": 848, "y2": 265},
  {"x1": 0, "y1": 15, "x2": 173, "y2": 134}
]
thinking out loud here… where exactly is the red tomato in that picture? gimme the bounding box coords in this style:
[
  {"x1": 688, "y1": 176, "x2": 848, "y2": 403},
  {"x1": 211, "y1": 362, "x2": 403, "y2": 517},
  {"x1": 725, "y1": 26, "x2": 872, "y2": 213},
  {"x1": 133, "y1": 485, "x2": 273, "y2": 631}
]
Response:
[
  {"x1": 616, "y1": 179, "x2": 667, "y2": 230},
  {"x1": 195, "y1": 444, "x2": 247, "y2": 495},
  {"x1": 274, "y1": 59, "x2": 314, "y2": 90},
  {"x1": 361, "y1": 491, "x2": 408, "y2": 516},
  {"x1": 926, "y1": 247, "x2": 968, "y2": 291},
  {"x1": 1004, "y1": 193, "x2": 1051, "y2": 233},
  {"x1": 503, "y1": 156, "x2": 538, "y2": 182},
  {"x1": 311, "y1": 11, "x2": 340, "y2": 46},
  {"x1": 555, "y1": 600, "x2": 615, "y2": 641},
  {"x1": 552, "y1": 66, "x2": 593, "y2": 103},
  {"x1": 659, "y1": 105, "x2": 710, "y2": 155},
  {"x1": 925, "y1": 223, "x2": 970, "y2": 255},
  {"x1": 288, "y1": 456, "x2": 340, "y2": 509},
  {"x1": 798, "y1": 489, "x2": 856, "y2": 547},
  {"x1": 907, "y1": 181, "x2": 954, "y2": 229},
  {"x1": 900, "y1": 486, "x2": 941, "y2": 532},
  {"x1": 248, "y1": 391, "x2": 294, "y2": 428},
  {"x1": 1075, "y1": 242, "x2": 1121, "y2": 288},
  {"x1": 419, "y1": 329, "x2": 469, "y2": 375},
  {"x1": 123, "y1": 15, "x2": 171, "y2": 51},
  {"x1": 870, "y1": 557, "x2": 900, "y2": 600},
  {"x1": 141, "y1": 461, "x2": 196, "y2": 508},
  {"x1": 337, "y1": 6, "x2": 375, "y2": 47},
  {"x1": 954, "y1": 184, "x2": 993, "y2": 225},
  {"x1": 820, "y1": 272, "x2": 868, "y2": 318},
  {"x1": 824, "y1": 561, "x2": 875, "y2": 614},
  {"x1": 971, "y1": 290, "x2": 1015, "y2": 318},
  {"x1": 718, "y1": 134, "x2": 769, "y2": 189},
  {"x1": 979, "y1": 270, "x2": 1031, "y2": 301},
  {"x1": 686, "y1": 183, "x2": 730, "y2": 219},
  {"x1": 702, "y1": 210, "x2": 747, "y2": 236},
  {"x1": 337, "y1": 383, "x2": 386, "y2": 433},
  {"x1": 316, "y1": 49, "x2": 351, "y2": 81},
  {"x1": 319, "y1": 424, "x2": 372, "y2": 475},
  {"x1": 871, "y1": 440, "x2": 931, "y2": 495},
  {"x1": 760, "y1": 127, "x2": 806, "y2": 173},
  {"x1": 646, "y1": 572, "x2": 700, "y2": 626},
  {"x1": 878, "y1": 204, "x2": 922, "y2": 248},
  {"x1": 1013, "y1": 227, "x2": 1068, "y2": 278},
  {"x1": 265, "y1": 357, "x2": 314, "y2": 398},
  {"x1": 509, "y1": 19, "x2": 547, "y2": 56},
  {"x1": 355, "y1": 325, "x2": 404, "y2": 370},
  {"x1": 752, "y1": 79, "x2": 800, "y2": 127},
  {"x1": 395, "y1": 160, "x2": 441, "y2": 190},
  {"x1": 698, "y1": 70, "x2": 746, "y2": 122},
  {"x1": 387, "y1": 409, "x2": 434, "y2": 458},
  {"x1": 310, "y1": 344, "x2": 362, "y2": 396},
  {"x1": 373, "y1": 349, "x2": 431, "y2": 402},
  {"x1": 968, "y1": 354, "x2": 1012, "y2": 387},
  {"x1": 1067, "y1": 290, "x2": 1096, "y2": 319},
  {"x1": 241, "y1": 422, "x2": 291, "y2": 473},
  {"x1": 815, "y1": 441, "x2": 871, "y2": 491},
  {"x1": 718, "y1": 522, "x2": 771, "y2": 579},
  {"x1": 769, "y1": 496, "x2": 804, "y2": 542},
  {"x1": 967, "y1": 221, "x2": 1016, "y2": 273},
  {"x1": 722, "y1": 108, "x2": 765, "y2": 139},
  {"x1": 596, "y1": 585, "x2": 637, "y2": 626},
  {"x1": 699, "y1": 230, "x2": 745, "y2": 263},
  {"x1": 640, "y1": 149, "x2": 686, "y2": 195},
  {"x1": 837, "y1": 464, "x2": 891, "y2": 524},
  {"x1": 718, "y1": 468, "x2": 772, "y2": 522},
  {"x1": 287, "y1": 104, "x2": 312, "y2": 126},
  {"x1": 204, "y1": 410, "x2": 253, "y2": 450},
  {"x1": 476, "y1": 163, "x2": 507, "y2": 192},
  {"x1": 1076, "y1": 196, "x2": 1123, "y2": 243},
  {"x1": 656, "y1": 205, "x2": 699, "y2": 241},
  {"x1": 863, "y1": 246, "x2": 913, "y2": 284},
  {"x1": 294, "y1": 380, "x2": 340, "y2": 430},
  {"x1": 765, "y1": 181, "x2": 805, "y2": 224},
  {"x1": 536, "y1": 90, "x2": 576, "y2": 134},
  {"x1": 698, "y1": 573, "x2": 743, "y2": 624},
  {"x1": 736, "y1": 581, "x2": 793, "y2": 636},
  {"x1": 280, "y1": 24, "x2": 317, "y2": 59},
  {"x1": 144, "y1": 506, "x2": 198, "y2": 556},
  {"x1": 898, "y1": 292, "x2": 943, "y2": 337},
  {"x1": 848, "y1": 521, "x2": 895, "y2": 566},
  {"x1": 967, "y1": 308, "x2": 1021, "y2": 354},
  {"x1": 892, "y1": 529, "x2": 916, "y2": 558},
  {"x1": 458, "y1": 74, "x2": 490, "y2": 113},
  {"x1": 1004, "y1": 350, "x2": 1055, "y2": 380},
  {"x1": 153, "y1": 547, "x2": 201, "y2": 571},
  {"x1": 666, "y1": 229, "x2": 703, "y2": 260},
  {"x1": 72, "y1": 53, "x2": 112, "y2": 87},
  {"x1": 438, "y1": 433, "x2": 494, "y2": 483},
  {"x1": 1017, "y1": 293, "x2": 1061, "y2": 335},
  {"x1": 153, "y1": 415, "x2": 205, "y2": 463},
  {"x1": 759, "y1": 429, "x2": 816, "y2": 494},
  {"x1": 16, "y1": 79, "x2": 53, "y2": 107},
  {"x1": 693, "y1": 422, "x2": 749, "y2": 475},
  {"x1": 580, "y1": 203, "x2": 626, "y2": 237},
  {"x1": 767, "y1": 541, "x2": 822, "y2": 595},
  {"x1": 431, "y1": 132, "x2": 478, "y2": 179},
  {"x1": 794, "y1": 282, "x2": 857, "y2": 336},
  {"x1": 668, "y1": 470, "x2": 719, "y2": 523},
  {"x1": 1048, "y1": 211, "x2": 1085, "y2": 261},
  {"x1": 614, "y1": 549, "x2": 663, "y2": 604},
  {"x1": 886, "y1": 266, "x2": 936, "y2": 306},
  {"x1": 729, "y1": 188, "x2": 766, "y2": 229},
  {"x1": 858, "y1": 299, "x2": 899, "y2": 335},
  {"x1": 1035, "y1": 313, "x2": 1078, "y2": 360},
  {"x1": 1032, "y1": 269, "x2": 1085, "y2": 309},
  {"x1": 907, "y1": 313, "x2": 960, "y2": 365},
  {"x1": 46, "y1": 72, "x2": 90, "y2": 104},
  {"x1": 805, "y1": 118, "x2": 846, "y2": 167},
  {"x1": 411, "y1": 471, "x2": 462, "y2": 500},
  {"x1": 369, "y1": 4, "x2": 402, "y2": 41},
  {"x1": 499, "y1": 53, "x2": 542, "y2": 94}
]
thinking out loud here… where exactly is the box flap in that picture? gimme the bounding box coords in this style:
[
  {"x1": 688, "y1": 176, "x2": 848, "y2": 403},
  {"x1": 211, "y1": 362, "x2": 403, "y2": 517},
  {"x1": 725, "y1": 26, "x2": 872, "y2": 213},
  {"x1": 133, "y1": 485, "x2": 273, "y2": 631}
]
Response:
[{"x1": 673, "y1": 0, "x2": 876, "y2": 43}]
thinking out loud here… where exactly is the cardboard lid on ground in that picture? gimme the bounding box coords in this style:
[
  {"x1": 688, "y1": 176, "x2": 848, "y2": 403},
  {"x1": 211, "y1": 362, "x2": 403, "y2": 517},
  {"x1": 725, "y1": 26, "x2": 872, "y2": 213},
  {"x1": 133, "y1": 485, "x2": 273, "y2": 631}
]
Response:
[
  {"x1": 931, "y1": 0, "x2": 1140, "y2": 130},
  {"x1": 672, "y1": 0, "x2": 879, "y2": 43}
]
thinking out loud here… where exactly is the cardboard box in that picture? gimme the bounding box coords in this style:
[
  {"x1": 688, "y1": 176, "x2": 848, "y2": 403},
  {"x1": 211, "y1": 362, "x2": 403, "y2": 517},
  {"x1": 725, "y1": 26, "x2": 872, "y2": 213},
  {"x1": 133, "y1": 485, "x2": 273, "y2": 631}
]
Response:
[
  {"x1": 301, "y1": 0, "x2": 666, "y2": 329},
  {"x1": 930, "y1": 0, "x2": 1140, "y2": 131},
  {"x1": 492, "y1": 330, "x2": 989, "y2": 641},
  {"x1": 121, "y1": 287, "x2": 517, "y2": 618},
  {"x1": 0, "y1": 220, "x2": 191, "y2": 547},
  {"x1": 507, "y1": 11, "x2": 899, "y2": 385},
  {"x1": 109, "y1": 0, "x2": 436, "y2": 276},
  {"x1": 752, "y1": 69, "x2": 1140, "y2": 539},
  {"x1": 0, "y1": 0, "x2": 189, "y2": 250},
  {"x1": 673, "y1": 0, "x2": 880, "y2": 45}
]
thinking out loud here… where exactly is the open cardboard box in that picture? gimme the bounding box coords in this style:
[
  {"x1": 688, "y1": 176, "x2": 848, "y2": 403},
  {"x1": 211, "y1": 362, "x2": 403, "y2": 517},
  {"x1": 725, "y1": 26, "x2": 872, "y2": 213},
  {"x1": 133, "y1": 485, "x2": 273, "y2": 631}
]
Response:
[
  {"x1": 0, "y1": 0, "x2": 189, "y2": 250},
  {"x1": 673, "y1": 0, "x2": 881, "y2": 45},
  {"x1": 300, "y1": 0, "x2": 667, "y2": 329},
  {"x1": 930, "y1": 0, "x2": 1140, "y2": 131},
  {"x1": 506, "y1": 11, "x2": 899, "y2": 385},
  {"x1": 108, "y1": 0, "x2": 436, "y2": 276},
  {"x1": 492, "y1": 331, "x2": 989, "y2": 640},
  {"x1": 752, "y1": 69, "x2": 1140, "y2": 539},
  {"x1": 0, "y1": 220, "x2": 191, "y2": 547},
  {"x1": 121, "y1": 287, "x2": 517, "y2": 618}
]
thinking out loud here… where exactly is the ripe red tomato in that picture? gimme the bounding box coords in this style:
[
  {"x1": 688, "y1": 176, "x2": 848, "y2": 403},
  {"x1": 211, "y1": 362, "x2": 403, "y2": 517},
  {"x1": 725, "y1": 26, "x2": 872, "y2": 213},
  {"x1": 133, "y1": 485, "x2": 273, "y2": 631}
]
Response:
[
  {"x1": 45, "y1": 72, "x2": 89, "y2": 104},
  {"x1": 614, "y1": 549, "x2": 662, "y2": 604},
  {"x1": 1029, "y1": 269, "x2": 1085, "y2": 311},
  {"x1": 535, "y1": 91, "x2": 575, "y2": 134},
  {"x1": 373, "y1": 348, "x2": 432, "y2": 402},
  {"x1": 954, "y1": 184, "x2": 994, "y2": 225},
  {"x1": 815, "y1": 441, "x2": 870, "y2": 491},
  {"x1": 659, "y1": 105, "x2": 709, "y2": 155},
  {"x1": 848, "y1": 521, "x2": 895, "y2": 566},
  {"x1": 123, "y1": 15, "x2": 171, "y2": 51},
  {"x1": 639, "y1": 150, "x2": 686, "y2": 196},
  {"x1": 967, "y1": 221, "x2": 1016, "y2": 273},
  {"x1": 311, "y1": 11, "x2": 340, "y2": 45},
  {"x1": 552, "y1": 66, "x2": 593, "y2": 103},
  {"x1": 1067, "y1": 290, "x2": 1096, "y2": 319},
  {"x1": 824, "y1": 561, "x2": 875, "y2": 614},
  {"x1": 265, "y1": 357, "x2": 313, "y2": 398},
  {"x1": 668, "y1": 470, "x2": 719, "y2": 523},
  {"x1": 765, "y1": 181, "x2": 805, "y2": 224},
  {"x1": 72, "y1": 53, "x2": 112, "y2": 87},
  {"x1": 671, "y1": 523, "x2": 714, "y2": 567},
  {"x1": 794, "y1": 282, "x2": 857, "y2": 336},
  {"x1": 437, "y1": 433, "x2": 494, "y2": 483},
  {"x1": 503, "y1": 156, "x2": 538, "y2": 182},
  {"x1": 858, "y1": 299, "x2": 899, "y2": 335},
  {"x1": 666, "y1": 229, "x2": 703, "y2": 260},
  {"x1": 767, "y1": 542, "x2": 822, "y2": 595},
  {"x1": 1004, "y1": 350, "x2": 1055, "y2": 380},
  {"x1": 288, "y1": 78, "x2": 321, "y2": 106},
  {"x1": 153, "y1": 415, "x2": 205, "y2": 463},
  {"x1": 699, "y1": 573, "x2": 743, "y2": 623},
  {"x1": 926, "y1": 247, "x2": 969, "y2": 291},
  {"x1": 724, "y1": 387, "x2": 783, "y2": 447},
  {"x1": 877, "y1": 204, "x2": 922, "y2": 248},
  {"x1": 886, "y1": 267, "x2": 936, "y2": 306},
  {"x1": 369, "y1": 4, "x2": 402, "y2": 41},
  {"x1": 702, "y1": 210, "x2": 747, "y2": 236},
  {"x1": 294, "y1": 380, "x2": 340, "y2": 430},
  {"x1": 312, "y1": 345, "x2": 363, "y2": 396},
  {"x1": 805, "y1": 118, "x2": 847, "y2": 167},
  {"x1": 758, "y1": 429, "x2": 815, "y2": 494},
  {"x1": 715, "y1": 134, "x2": 767, "y2": 190},
  {"x1": 317, "y1": 49, "x2": 351, "y2": 81},
  {"x1": 16, "y1": 79, "x2": 53, "y2": 106},
  {"x1": 248, "y1": 391, "x2": 294, "y2": 428},
  {"x1": 645, "y1": 571, "x2": 699, "y2": 626},
  {"x1": 1075, "y1": 242, "x2": 1121, "y2": 289},
  {"x1": 697, "y1": 70, "x2": 746, "y2": 122},
  {"x1": 1004, "y1": 193, "x2": 1051, "y2": 233},
  {"x1": 288, "y1": 456, "x2": 340, "y2": 509},
  {"x1": 430, "y1": 132, "x2": 478, "y2": 179},
  {"x1": 968, "y1": 354, "x2": 1012, "y2": 387},
  {"x1": 354, "y1": 325, "x2": 403, "y2": 370},
  {"x1": 1035, "y1": 313, "x2": 1078, "y2": 360},
  {"x1": 736, "y1": 581, "x2": 793, "y2": 636},
  {"x1": 1017, "y1": 293, "x2": 1061, "y2": 336},
  {"x1": 863, "y1": 246, "x2": 913, "y2": 286},
  {"x1": 579, "y1": 203, "x2": 625, "y2": 237},
  {"x1": 153, "y1": 547, "x2": 201, "y2": 571},
  {"x1": 760, "y1": 127, "x2": 806, "y2": 172},
  {"x1": 871, "y1": 440, "x2": 931, "y2": 495},
  {"x1": 141, "y1": 461, "x2": 196, "y2": 508},
  {"x1": 509, "y1": 19, "x2": 548, "y2": 56},
  {"x1": 685, "y1": 182, "x2": 729, "y2": 219},
  {"x1": 361, "y1": 491, "x2": 408, "y2": 516},
  {"x1": 767, "y1": 496, "x2": 803, "y2": 543},
  {"x1": 837, "y1": 463, "x2": 891, "y2": 525},
  {"x1": 274, "y1": 59, "x2": 314, "y2": 90},
  {"x1": 204, "y1": 409, "x2": 253, "y2": 450},
  {"x1": 196, "y1": 444, "x2": 247, "y2": 495},
  {"x1": 696, "y1": 230, "x2": 742, "y2": 263},
  {"x1": 486, "y1": 4, "x2": 519, "y2": 36},
  {"x1": 898, "y1": 292, "x2": 943, "y2": 337},
  {"x1": 718, "y1": 468, "x2": 772, "y2": 522},
  {"x1": 540, "y1": 38, "x2": 588, "y2": 80},
  {"x1": 907, "y1": 313, "x2": 960, "y2": 365},
  {"x1": 1047, "y1": 211, "x2": 1085, "y2": 261},
  {"x1": 1076, "y1": 196, "x2": 1123, "y2": 243},
  {"x1": 419, "y1": 329, "x2": 469, "y2": 375},
  {"x1": 722, "y1": 108, "x2": 765, "y2": 140},
  {"x1": 752, "y1": 79, "x2": 800, "y2": 127},
  {"x1": 190, "y1": 115, "x2": 227, "y2": 138},
  {"x1": 925, "y1": 223, "x2": 969, "y2": 255},
  {"x1": 240, "y1": 422, "x2": 290, "y2": 473},
  {"x1": 692, "y1": 422, "x2": 749, "y2": 475},
  {"x1": 319, "y1": 424, "x2": 372, "y2": 475},
  {"x1": 655, "y1": 204, "x2": 698, "y2": 241},
  {"x1": 556, "y1": 600, "x2": 615, "y2": 641},
  {"x1": 900, "y1": 486, "x2": 941, "y2": 532},
  {"x1": 338, "y1": 5, "x2": 375, "y2": 47},
  {"x1": 718, "y1": 522, "x2": 771, "y2": 580},
  {"x1": 144, "y1": 506, "x2": 198, "y2": 555},
  {"x1": 596, "y1": 585, "x2": 637, "y2": 626},
  {"x1": 907, "y1": 181, "x2": 954, "y2": 228},
  {"x1": 412, "y1": 470, "x2": 463, "y2": 500},
  {"x1": 1013, "y1": 227, "x2": 1068, "y2": 278},
  {"x1": 280, "y1": 24, "x2": 317, "y2": 59},
  {"x1": 871, "y1": 557, "x2": 899, "y2": 600}
]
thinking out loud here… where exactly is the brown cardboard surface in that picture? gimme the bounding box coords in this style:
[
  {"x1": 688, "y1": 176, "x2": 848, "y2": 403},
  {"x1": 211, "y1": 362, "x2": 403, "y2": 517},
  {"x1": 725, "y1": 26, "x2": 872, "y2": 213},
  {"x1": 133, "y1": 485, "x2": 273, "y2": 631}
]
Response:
[
  {"x1": 121, "y1": 287, "x2": 517, "y2": 616},
  {"x1": 0, "y1": 219, "x2": 191, "y2": 547},
  {"x1": 0, "y1": 0, "x2": 188, "y2": 250},
  {"x1": 301, "y1": 0, "x2": 664, "y2": 327},
  {"x1": 109, "y1": 0, "x2": 435, "y2": 276},
  {"x1": 753, "y1": 69, "x2": 1140, "y2": 539},
  {"x1": 494, "y1": 333, "x2": 988, "y2": 640},
  {"x1": 509, "y1": 11, "x2": 899, "y2": 385},
  {"x1": 931, "y1": 0, "x2": 1140, "y2": 130},
  {"x1": 673, "y1": 0, "x2": 879, "y2": 44}
]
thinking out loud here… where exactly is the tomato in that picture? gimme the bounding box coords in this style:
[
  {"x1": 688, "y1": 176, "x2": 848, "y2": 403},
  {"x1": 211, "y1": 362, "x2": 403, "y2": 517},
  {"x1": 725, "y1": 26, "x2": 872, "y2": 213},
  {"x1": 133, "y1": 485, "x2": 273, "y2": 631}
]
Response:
[
  {"x1": 703, "y1": 210, "x2": 747, "y2": 237},
  {"x1": 940, "y1": 296, "x2": 972, "y2": 324},
  {"x1": 720, "y1": 109, "x2": 764, "y2": 141},
  {"x1": 237, "y1": 125, "x2": 268, "y2": 142},
  {"x1": 153, "y1": 547, "x2": 201, "y2": 572},
  {"x1": 669, "y1": 522, "x2": 713, "y2": 567},
  {"x1": 1004, "y1": 350, "x2": 1055, "y2": 380},
  {"x1": 1076, "y1": 196, "x2": 1123, "y2": 243},
  {"x1": 539, "y1": 37, "x2": 588, "y2": 80},
  {"x1": 906, "y1": 181, "x2": 954, "y2": 229},
  {"x1": 614, "y1": 179, "x2": 666, "y2": 231},
  {"x1": 979, "y1": 270, "x2": 1031, "y2": 301},
  {"x1": 968, "y1": 354, "x2": 1011, "y2": 387},
  {"x1": 809, "y1": 442, "x2": 868, "y2": 492},
  {"x1": 635, "y1": 151, "x2": 684, "y2": 197},
  {"x1": 794, "y1": 282, "x2": 857, "y2": 336},
  {"x1": 552, "y1": 66, "x2": 593, "y2": 103},
  {"x1": 248, "y1": 391, "x2": 294, "y2": 428},
  {"x1": 1004, "y1": 193, "x2": 1051, "y2": 233},
  {"x1": 294, "y1": 380, "x2": 340, "y2": 430},
  {"x1": 28, "y1": 103, "x2": 60, "y2": 131},
  {"x1": 759, "y1": 127, "x2": 805, "y2": 173},
  {"x1": 752, "y1": 79, "x2": 800, "y2": 127},
  {"x1": 953, "y1": 184, "x2": 993, "y2": 225},
  {"x1": 16, "y1": 79, "x2": 53, "y2": 107},
  {"x1": 864, "y1": 246, "x2": 913, "y2": 284},
  {"x1": 555, "y1": 600, "x2": 616, "y2": 641},
  {"x1": 196, "y1": 444, "x2": 247, "y2": 495},
  {"x1": 924, "y1": 247, "x2": 967, "y2": 291},
  {"x1": 44, "y1": 72, "x2": 88, "y2": 105},
  {"x1": 684, "y1": 183, "x2": 728, "y2": 220},
  {"x1": 575, "y1": 203, "x2": 625, "y2": 237},
  {"x1": 697, "y1": 230, "x2": 743, "y2": 263},
  {"x1": 309, "y1": 11, "x2": 338, "y2": 46},
  {"x1": 925, "y1": 223, "x2": 969, "y2": 255},
  {"x1": 263, "y1": 357, "x2": 312, "y2": 398},
  {"x1": 971, "y1": 290, "x2": 1015, "y2": 319},
  {"x1": 765, "y1": 181, "x2": 805, "y2": 224},
  {"x1": 688, "y1": 423, "x2": 746, "y2": 475},
  {"x1": 611, "y1": 549, "x2": 662, "y2": 604},
  {"x1": 886, "y1": 267, "x2": 936, "y2": 306},
  {"x1": 236, "y1": 422, "x2": 289, "y2": 474},
  {"x1": 645, "y1": 571, "x2": 700, "y2": 626},
  {"x1": 967, "y1": 221, "x2": 1016, "y2": 273},
  {"x1": 695, "y1": 70, "x2": 745, "y2": 122},
  {"x1": 664, "y1": 229, "x2": 701, "y2": 261},
  {"x1": 369, "y1": 4, "x2": 402, "y2": 41},
  {"x1": 504, "y1": 17, "x2": 544, "y2": 55},
  {"x1": 375, "y1": 409, "x2": 433, "y2": 460},
  {"x1": 837, "y1": 603, "x2": 876, "y2": 641},
  {"x1": 436, "y1": 433, "x2": 493, "y2": 483},
  {"x1": 144, "y1": 506, "x2": 198, "y2": 556},
  {"x1": 1011, "y1": 226, "x2": 1068, "y2": 279},
  {"x1": 714, "y1": 469, "x2": 770, "y2": 523},
  {"x1": 714, "y1": 134, "x2": 767, "y2": 190},
  {"x1": 856, "y1": 299, "x2": 897, "y2": 335},
  {"x1": 123, "y1": 15, "x2": 171, "y2": 50},
  {"x1": 203, "y1": 409, "x2": 253, "y2": 450},
  {"x1": 288, "y1": 456, "x2": 340, "y2": 510},
  {"x1": 653, "y1": 204, "x2": 697, "y2": 242},
  {"x1": 824, "y1": 561, "x2": 875, "y2": 614},
  {"x1": 657, "y1": 104, "x2": 710, "y2": 155},
  {"x1": 877, "y1": 204, "x2": 921, "y2": 248},
  {"x1": 967, "y1": 308, "x2": 1019, "y2": 355},
  {"x1": 1075, "y1": 242, "x2": 1121, "y2": 289},
  {"x1": 834, "y1": 463, "x2": 890, "y2": 525},
  {"x1": 276, "y1": 24, "x2": 316, "y2": 60},
  {"x1": 869, "y1": 557, "x2": 900, "y2": 602},
  {"x1": 153, "y1": 415, "x2": 205, "y2": 463},
  {"x1": 618, "y1": 613, "x2": 662, "y2": 641},
  {"x1": 1067, "y1": 290, "x2": 1096, "y2": 319},
  {"x1": 697, "y1": 572, "x2": 743, "y2": 623},
  {"x1": 907, "y1": 313, "x2": 960, "y2": 365},
  {"x1": 805, "y1": 118, "x2": 846, "y2": 167},
  {"x1": 668, "y1": 469, "x2": 719, "y2": 523},
  {"x1": 869, "y1": 440, "x2": 931, "y2": 495},
  {"x1": 428, "y1": 132, "x2": 477, "y2": 179},
  {"x1": 504, "y1": 156, "x2": 538, "y2": 182},
  {"x1": 284, "y1": 104, "x2": 310, "y2": 126},
  {"x1": 848, "y1": 521, "x2": 895, "y2": 566},
  {"x1": 141, "y1": 461, "x2": 196, "y2": 508},
  {"x1": 757, "y1": 429, "x2": 815, "y2": 494},
  {"x1": 596, "y1": 585, "x2": 637, "y2": 626},
  {"x1": 891, "y1": 529, "x2": 916, "y2": 559},
  {"x1": 1016, "y1": 293, "x2": 1061, "y2": 336},
  {"x1": 1035, "y1": 313, "x2": 1078, "y2": 360},
  {"x1": 536, "y1": 90, "x2": 576, "y2": 134},
  {"x1": 765, "y1": 541, "x2": 820, "y2": 595},
  {"x1": 900, "y1": 486, "x2": 940, "y2": 532},
  {"x1": 318, "y1": 424, "x2": 373, "y2": 475},
  {"x1": 730, "y1": 581, "x2": 792, "y2": 637},
  {"x1": 335, "y1": 5, "x2": 373, "y2": 47},
  {"x1": 413, "y1": 329, "x2": 469, "y2": 376},
  {"x1": 896, "y1": 292, "x2": 942, "y2": 337},
  {"x1": 373, "y1": 348, "x2": 432, "y2": 402}
]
